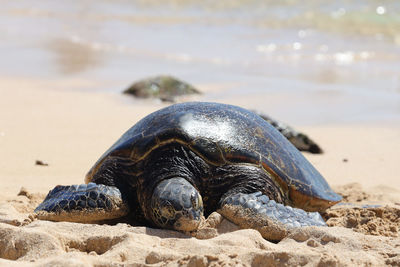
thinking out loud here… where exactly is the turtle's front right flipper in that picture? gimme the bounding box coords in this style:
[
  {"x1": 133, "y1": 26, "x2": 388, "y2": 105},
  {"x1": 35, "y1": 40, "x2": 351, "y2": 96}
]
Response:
[
  {"x1": 218, "y1": 192, "x2": 326, "y2": 241},
  {"x1": 34, "y1": 183, "x2": 129, "y2": 223}
]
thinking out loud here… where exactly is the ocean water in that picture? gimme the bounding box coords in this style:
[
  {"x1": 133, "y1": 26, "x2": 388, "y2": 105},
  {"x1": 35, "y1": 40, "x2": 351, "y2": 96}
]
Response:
[{"x1": 1, "y1": 0, "x2": 399, "y2": 124}]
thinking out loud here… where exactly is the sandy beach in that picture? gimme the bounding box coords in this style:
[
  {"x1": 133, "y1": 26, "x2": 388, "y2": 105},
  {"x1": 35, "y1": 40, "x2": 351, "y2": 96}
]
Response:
[
  {"x1": 1, "y1": 77, "x2": 399, "y2": 266},
  {"x1": 1, "y1": 2, "x2": 400, "y2": 265}
]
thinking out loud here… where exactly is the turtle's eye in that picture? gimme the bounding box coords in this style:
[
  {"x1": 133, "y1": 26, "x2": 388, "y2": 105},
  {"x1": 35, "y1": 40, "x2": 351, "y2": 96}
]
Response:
[
  {"x1": 190, "y1": 193, "x2": 198, "y2": 209},
  {"x1": 191, "y1": 192, "x2": 202, "y2": 210}
]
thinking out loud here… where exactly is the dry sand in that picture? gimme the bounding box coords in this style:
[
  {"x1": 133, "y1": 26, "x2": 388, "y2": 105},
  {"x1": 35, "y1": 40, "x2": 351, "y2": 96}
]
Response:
[{"x1": 1, "y1": 77, "x2": 400, "y2": 266}]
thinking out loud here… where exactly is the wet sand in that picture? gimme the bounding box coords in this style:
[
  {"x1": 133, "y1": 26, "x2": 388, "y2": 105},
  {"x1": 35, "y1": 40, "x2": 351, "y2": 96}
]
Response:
[{"x1": 1, "y1": 78, "x2": 400, "y2": 266}]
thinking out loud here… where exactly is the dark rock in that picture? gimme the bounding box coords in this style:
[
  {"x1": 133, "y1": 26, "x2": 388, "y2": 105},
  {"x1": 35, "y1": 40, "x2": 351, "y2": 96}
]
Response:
[{"x1": 123, "y1": 75, "x2": 201, "y2": 102}]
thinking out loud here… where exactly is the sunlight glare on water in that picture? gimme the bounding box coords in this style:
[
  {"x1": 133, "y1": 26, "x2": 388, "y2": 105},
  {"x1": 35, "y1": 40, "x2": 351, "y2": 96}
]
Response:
[{"x1": 0, "y1": 0, "x2": 399, "y2": 124}]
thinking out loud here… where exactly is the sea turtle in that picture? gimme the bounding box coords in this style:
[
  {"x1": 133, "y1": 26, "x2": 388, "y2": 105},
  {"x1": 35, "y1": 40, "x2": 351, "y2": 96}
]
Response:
[
  {"x1": 123, "y1": 75, "x2": 201, "y2": 102},
  {"x1": 254, "y1": 112, "x2": 323, "y2": 154},
  {"x1": 35, "y1": 102, "x2": 341, "y2": 240}
]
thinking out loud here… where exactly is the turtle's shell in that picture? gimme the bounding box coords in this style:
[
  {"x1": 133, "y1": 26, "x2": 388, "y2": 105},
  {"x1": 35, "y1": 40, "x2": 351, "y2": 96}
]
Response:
[{"x1": 86, "y1": 102, "x2": 341, "y2": 211}]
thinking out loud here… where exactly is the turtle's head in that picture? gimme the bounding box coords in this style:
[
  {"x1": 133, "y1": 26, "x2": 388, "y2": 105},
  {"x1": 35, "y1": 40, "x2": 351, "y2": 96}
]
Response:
[{"x1": 150, "y1": 178, "x2": 203, "y2": 232}]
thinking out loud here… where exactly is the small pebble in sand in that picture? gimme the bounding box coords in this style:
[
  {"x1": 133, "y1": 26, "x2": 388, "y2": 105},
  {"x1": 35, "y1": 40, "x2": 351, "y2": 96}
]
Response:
[
  {"x1": 35, "y1": 160, "x2": 49, "y2": 166},
  {"x1": 17, "y1": 187, "x2": 31, "y2": 198}
]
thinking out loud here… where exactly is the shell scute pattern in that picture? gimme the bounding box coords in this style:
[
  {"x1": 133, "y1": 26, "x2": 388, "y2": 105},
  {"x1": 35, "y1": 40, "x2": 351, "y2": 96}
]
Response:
[{"x1": 189, "y1": 138, "x2": 225, "y2": 165}]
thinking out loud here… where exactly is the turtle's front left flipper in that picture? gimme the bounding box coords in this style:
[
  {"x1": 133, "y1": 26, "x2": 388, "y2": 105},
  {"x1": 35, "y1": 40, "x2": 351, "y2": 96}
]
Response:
[
  {"x1": 34, "y1": 183, "x2": 129, "y2": 223},
  {"x1": 218, "y1": 192, "x2": 326, "y2": 241}
]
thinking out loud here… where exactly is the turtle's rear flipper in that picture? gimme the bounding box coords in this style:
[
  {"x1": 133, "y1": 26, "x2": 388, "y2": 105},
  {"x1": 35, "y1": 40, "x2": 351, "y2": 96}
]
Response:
[
  {"x1": 254, "y1": 112, "x2": 323, "y2": 154},
  {"x1": 218, "y1": 192, "x2": 326, "y2": 241},
  {"x1": 34, "y1": 183, "x2": 129, "y2": 223}
]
